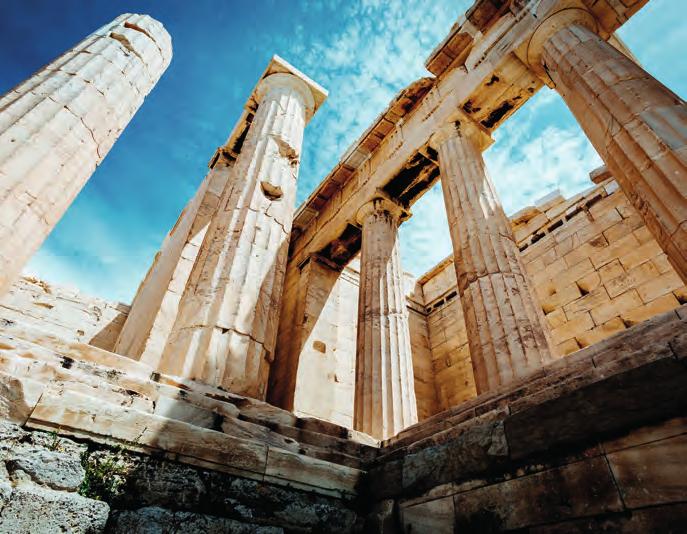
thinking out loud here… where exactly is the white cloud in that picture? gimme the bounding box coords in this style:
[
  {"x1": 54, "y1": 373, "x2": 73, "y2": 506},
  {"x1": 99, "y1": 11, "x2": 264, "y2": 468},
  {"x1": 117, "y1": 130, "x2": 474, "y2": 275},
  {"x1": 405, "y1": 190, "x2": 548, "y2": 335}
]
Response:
[{"x1": 264, "y1": 0, "x2": 468, "y2": 203}]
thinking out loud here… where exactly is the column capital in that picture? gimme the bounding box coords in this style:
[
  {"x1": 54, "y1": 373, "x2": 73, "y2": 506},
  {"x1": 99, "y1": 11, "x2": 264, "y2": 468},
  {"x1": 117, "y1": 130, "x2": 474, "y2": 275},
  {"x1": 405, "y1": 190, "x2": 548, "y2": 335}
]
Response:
[
  {"x1": 356, "y1": 193, "x2": 410, "y2": 226},
  {"x1": 524, "y1": 6, "x2": 598, "y2": 84},
  {"x1": 256, "y1": 72, "x2": 317, "y2": 120},
  {"x1": 252, "y1": 56, "x2": 326, "y2": 123},
  {"x1": 428, "y1": 112, "x2": 493, "y2": 152}
]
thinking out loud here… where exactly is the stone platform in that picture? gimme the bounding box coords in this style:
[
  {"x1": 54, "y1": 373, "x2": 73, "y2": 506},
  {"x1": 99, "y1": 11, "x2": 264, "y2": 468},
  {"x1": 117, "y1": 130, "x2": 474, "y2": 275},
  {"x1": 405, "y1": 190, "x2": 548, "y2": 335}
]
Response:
[{"x1": 0, "y1": 306, "x2": 685, "y2": 531}]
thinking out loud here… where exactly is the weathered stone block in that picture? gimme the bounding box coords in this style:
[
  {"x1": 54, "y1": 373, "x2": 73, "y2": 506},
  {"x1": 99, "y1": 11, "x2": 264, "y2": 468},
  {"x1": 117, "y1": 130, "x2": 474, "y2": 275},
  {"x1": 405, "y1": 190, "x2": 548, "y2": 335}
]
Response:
[
  {"x1": 529, "y1": 503, "x2": 687, "y2": 533},
  {"x1": 0, "y1": 484, "x2": 109, "y2": 534},
  {"x1": 401, "y1": 496, "x2": 454, "y2": 533},
  {"x1": 452, "y1": 457, "x2": 622, "y2": 531},
  {"x1": 6, "y1": 447, "x2": 85, "y2": 491},
  {"x1": 108, "y1": 506, "x2": 282, "y2": 534},
  {"x1": 401, "y1": 420, "x2": 508, "y2": 496},
  {"x1": 363, "y1": 499, "x2": 400, "y2": 534},
  {"x1": 607, "y1": 434, "x2": 687, "y2": 508}
]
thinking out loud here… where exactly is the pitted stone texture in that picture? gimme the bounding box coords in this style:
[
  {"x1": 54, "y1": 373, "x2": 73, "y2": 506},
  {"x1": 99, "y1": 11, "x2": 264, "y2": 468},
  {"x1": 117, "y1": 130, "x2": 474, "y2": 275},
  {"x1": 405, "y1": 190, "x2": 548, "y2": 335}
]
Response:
[
  {"x1": 6, "y1": 448, "x2": 85, "y2": 491},
  {"x1": 434, "y1": 122, "x2": 552, "y2": 394},
  {"x1": 542, "y1": 23, "x2": 687, "y2": 282},
  {"x1": 0, "y1": 421, "x2": 87, "y2": 493},
  {"x1": 160, "y1": 71, "x2": 317, "y2": 399},
  {"x1": 106, "y1": 450, "x2": 358, "y2": 532},
  {"x1": 0, "y1": 484, "x2": 109, "y2": 534},
  {"x1": 355, "y1": 198, "x2": 417, "y2": 440},
  {"x1": 0, "y1": 14, "x2": 171, "y2": 297},
  {"x1": 109, "y1": 507, "x2": 283, "y2": 534},
  {"x1": 0, "y1": 276, "x2": 129, "y2": 353},
  {"x1": 114, "y1": 158, "x2": 233, "y2": 367}
]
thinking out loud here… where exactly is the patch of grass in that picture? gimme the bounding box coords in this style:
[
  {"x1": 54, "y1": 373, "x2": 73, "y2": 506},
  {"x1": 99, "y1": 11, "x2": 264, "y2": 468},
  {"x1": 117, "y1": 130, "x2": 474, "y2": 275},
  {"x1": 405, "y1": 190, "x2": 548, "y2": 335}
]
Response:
[
  {"x1": 47, "y1": 430, "x2": 61, "y2": 452},
  {"x1": 79, "y1": 449, "x2": 131, "y2": 502}
]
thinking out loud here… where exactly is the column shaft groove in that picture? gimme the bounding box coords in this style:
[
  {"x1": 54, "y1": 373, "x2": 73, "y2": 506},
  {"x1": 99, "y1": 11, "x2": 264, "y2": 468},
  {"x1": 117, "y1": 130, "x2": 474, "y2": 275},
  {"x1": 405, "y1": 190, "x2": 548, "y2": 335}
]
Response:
[
  {"x1": 436, "y1": 125, "x2": 552, "y2": 393},
  {"x1": 354, "y1": 200, "x2": 417, "y2": 439},
  {"x1": 159, "y1": 73, "x2": 312, "y2": 399},
  {"x1": 0, "y1": 14, "x2": 171, "y2": 296}
]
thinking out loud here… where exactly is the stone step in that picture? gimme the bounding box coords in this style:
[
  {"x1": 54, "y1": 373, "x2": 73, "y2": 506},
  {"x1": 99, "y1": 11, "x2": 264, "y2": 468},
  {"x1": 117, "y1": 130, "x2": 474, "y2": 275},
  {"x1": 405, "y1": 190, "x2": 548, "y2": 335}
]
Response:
[
  {"x1": 380, "y1": 306, "x2": 687, "y2": 455},
  {"x1": 25, "y1": 387, "x2": 362, "y2": 499},
  {"x1": 0, "y1": 322, "x2": 376, "y2": 470},
  {"x1": 0, "y1": 335, "x2": 367, "y2": 470},
  {"x1": 0, "y1": 318, "x2": 378, "y2": 444}
]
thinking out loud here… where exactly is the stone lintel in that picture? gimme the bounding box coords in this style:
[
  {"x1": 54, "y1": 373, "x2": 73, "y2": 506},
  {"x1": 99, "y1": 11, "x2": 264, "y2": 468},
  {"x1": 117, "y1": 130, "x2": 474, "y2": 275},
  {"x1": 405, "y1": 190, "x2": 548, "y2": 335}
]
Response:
[{"x1": 589, "y1": 165, "x2": 612, "y2": 184}]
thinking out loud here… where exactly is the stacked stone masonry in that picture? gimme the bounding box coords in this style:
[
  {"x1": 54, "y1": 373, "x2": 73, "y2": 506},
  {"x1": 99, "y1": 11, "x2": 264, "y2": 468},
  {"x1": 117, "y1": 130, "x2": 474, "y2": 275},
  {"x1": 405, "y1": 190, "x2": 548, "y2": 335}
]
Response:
[{"x1": 0, "y1": 276, "x2": 129, "y2": 352}]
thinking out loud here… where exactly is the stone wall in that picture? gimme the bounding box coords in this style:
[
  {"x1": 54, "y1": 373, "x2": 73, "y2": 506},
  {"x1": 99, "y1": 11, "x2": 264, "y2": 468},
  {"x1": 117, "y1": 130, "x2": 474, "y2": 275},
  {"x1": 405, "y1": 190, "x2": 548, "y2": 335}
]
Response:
[
  {"x1": 0, "y1": 277, "x2": 129, "y2": 352},
  {"x1": 269, "y1": 258, "x2": 437, "y2": 426},
  {"x1": 0, "y1": 422, "x2": 110, "y2": 533},
  {"x1": 272, "y1": 178, "x2": 687, "y2": 423},
  {"x1": 419, "y1": 259, "x2": 476, "y2": 411},
  {"x1": 0, "y1": 421, "x2": 357, "y2": 533},
  {"x1": 269, "y1": 257, "x2": 359, "y2": 427},
  {"x1": 6, "y1": 177, "x2": 684, "y2": 428},
  {"x1": 408, "y1": 303, "x2": 438, "y2": 421},
  {"x1": 0, "y1": 304, "x2": 684, "y2": 532},
  {"x1": 394, "y1": 415, "x2": 687, "y2": 532}
]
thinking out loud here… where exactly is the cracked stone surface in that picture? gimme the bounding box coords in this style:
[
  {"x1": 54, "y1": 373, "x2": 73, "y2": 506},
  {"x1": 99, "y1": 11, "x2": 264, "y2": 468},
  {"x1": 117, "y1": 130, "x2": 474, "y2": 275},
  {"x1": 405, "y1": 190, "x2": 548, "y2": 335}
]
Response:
[
  {"x1": 0, "y1": 484, "x2": 109, "y2": 534},
  {"x1": 0, "y1": 13, "x2": 171, "y2": 297},
  {"x1": 159, "y1": 67, "x2": 323, "y2": 399},
  {"x1": 431, "y1": 119, "x2": 553, "y2": 394},
  {"x1": 6, "y1": 447, "x2": 85, "y2": 491}
]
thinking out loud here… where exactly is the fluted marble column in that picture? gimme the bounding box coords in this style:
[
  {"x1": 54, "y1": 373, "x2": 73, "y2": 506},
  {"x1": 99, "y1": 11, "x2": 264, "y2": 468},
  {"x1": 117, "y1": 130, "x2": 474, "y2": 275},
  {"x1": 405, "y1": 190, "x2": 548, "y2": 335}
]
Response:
[
  {"x1": 354, "y1": 197, "x2": 417, "y2": 440},
  {"x1": 159, "y1": 65, "x2": 325, "y2": 399},
  {"x1": 430, "y1": 118, "x2": 553, "y2": 394},
  {"x1": 114, "y1": 153, "x2": 233, "y2": 366},
  {"x1": 528, "y1": 10, "x2": 687, "y2": 281},
  {"x1": 0, "y1": 13, "x2": 171, "y2": 296}
]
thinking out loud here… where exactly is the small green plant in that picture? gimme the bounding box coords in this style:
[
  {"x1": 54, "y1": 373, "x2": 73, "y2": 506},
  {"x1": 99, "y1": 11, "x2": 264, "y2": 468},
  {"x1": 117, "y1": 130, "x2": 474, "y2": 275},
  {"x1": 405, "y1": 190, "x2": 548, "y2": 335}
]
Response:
[
  {"x1": 47, "y1": 430, "x2": 61, "y2": 452},
  {"x1": 79, "y1": 448, "x2": 131, "y2": 502}
]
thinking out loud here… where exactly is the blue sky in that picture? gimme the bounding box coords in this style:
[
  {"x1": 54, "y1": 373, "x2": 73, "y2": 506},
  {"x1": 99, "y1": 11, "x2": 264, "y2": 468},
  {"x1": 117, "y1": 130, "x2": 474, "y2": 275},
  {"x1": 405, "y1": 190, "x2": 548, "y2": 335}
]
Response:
[{"x1": 1, "y1": 0, "x2": 685, "y2": 303}]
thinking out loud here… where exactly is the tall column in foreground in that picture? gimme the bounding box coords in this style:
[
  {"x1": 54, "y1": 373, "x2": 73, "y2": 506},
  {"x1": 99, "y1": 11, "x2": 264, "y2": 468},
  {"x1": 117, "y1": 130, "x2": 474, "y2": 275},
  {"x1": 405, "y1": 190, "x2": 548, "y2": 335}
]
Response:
[
  {"x1": 354, "y1": 197, "x2": 417, "y2": 440},
  {"x1": 527, "y1": 9, "x2": 687, "y2": 281},
  {"x1": 430, "y1": 118, "x2": 552, "y2": 394},
  {"x1": 0, "y1": 13, "x2": 171, "y2": 296},
  {"x1": 159, "y1": 60, "x2": 326, "y2": 399}
]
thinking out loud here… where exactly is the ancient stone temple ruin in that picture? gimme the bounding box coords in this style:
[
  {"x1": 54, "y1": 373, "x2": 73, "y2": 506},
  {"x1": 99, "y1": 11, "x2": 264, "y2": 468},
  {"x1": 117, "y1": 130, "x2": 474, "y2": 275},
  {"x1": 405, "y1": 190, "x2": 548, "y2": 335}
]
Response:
[{"x1": 0, "y1": 1, "x2": 685, "y2": 531}]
